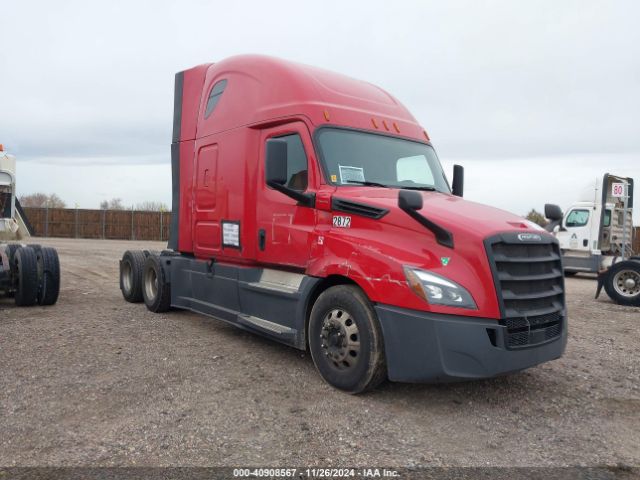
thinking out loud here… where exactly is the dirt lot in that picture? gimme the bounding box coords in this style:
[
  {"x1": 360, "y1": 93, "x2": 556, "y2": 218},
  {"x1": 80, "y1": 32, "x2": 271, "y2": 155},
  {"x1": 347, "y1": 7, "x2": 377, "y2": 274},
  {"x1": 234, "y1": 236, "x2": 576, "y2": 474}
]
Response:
[{"x1": 0, "y1": 238, "x2": 638, "y2": 468}]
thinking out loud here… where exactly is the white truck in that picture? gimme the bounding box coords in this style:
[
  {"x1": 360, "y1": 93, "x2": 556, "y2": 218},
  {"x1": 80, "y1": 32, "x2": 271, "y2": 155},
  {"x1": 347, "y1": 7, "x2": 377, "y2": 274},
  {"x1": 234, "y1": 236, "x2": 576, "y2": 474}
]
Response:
[
  {"x1": 545, "y1": 173, "x2": 639, "y2": 306},
  {"x1": 0, "y1": 144, "x2": 60, "y2": 306}
]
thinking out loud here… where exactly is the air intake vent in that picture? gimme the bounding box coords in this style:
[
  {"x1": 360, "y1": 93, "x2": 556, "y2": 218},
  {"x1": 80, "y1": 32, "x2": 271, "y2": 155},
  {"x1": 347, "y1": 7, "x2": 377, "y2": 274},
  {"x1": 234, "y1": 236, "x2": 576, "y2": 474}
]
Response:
[
  {"x1": 485, "y1": 232, "x2": 566, "y2": 349},
  {"x1": 331, "y1": 198, "x2": 389, "y2": 219}
]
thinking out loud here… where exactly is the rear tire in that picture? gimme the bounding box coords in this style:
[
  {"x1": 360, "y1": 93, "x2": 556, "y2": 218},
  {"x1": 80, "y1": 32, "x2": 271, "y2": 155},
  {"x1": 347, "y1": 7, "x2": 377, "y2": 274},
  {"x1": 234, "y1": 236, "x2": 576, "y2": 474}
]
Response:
[
  {"x1": 37, "y1": 247, "x2": 60, "y2": 306},
  {"x1": 120, "y1": 250, "x2": 146, "y2": 303},
  {"x1": 14, "y1": 247, "x2": 39, "y2": 306},
  {"x1": 604, "y1": 261, "x2": 640, "y2": 306},
  {"x1": 308, "y1": 285, "x2": 387, "y2": 394},
  {"x1": 142, "y1": 255, "x2": 171, "y2": 313}
]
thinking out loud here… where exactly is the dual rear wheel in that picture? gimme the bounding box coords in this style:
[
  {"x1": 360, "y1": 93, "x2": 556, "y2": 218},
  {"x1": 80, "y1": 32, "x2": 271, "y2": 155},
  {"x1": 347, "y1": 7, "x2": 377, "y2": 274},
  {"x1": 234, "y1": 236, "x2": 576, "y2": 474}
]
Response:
[
  {"x1": 12, "y1": 245, "x2": 60, "y2": 306},
  {"x1": 120, "y1": 250, "x2": 170, "y2": 312}
]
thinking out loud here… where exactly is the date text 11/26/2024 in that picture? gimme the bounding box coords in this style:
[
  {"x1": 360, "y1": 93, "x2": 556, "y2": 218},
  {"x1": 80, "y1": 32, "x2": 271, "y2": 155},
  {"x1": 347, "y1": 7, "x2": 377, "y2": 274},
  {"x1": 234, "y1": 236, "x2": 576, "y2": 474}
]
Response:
[{"x1": 233, "y1": 468, "x2": 400, "y2": 478}]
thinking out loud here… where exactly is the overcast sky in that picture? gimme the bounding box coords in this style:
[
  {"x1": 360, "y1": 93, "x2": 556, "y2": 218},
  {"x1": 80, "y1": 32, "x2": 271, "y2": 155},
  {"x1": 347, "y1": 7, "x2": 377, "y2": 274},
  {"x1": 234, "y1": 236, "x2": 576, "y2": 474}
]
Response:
[{"x1": 2, "y1": 0, "x2": 639, "y2": 222}]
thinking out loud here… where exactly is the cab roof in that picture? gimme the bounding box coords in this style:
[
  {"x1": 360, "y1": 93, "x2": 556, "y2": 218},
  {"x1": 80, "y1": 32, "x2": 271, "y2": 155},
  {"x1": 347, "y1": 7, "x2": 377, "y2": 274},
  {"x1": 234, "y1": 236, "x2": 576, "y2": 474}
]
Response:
[{"x1": 179, "y1": 55, "x2": 429, "y2": 143}]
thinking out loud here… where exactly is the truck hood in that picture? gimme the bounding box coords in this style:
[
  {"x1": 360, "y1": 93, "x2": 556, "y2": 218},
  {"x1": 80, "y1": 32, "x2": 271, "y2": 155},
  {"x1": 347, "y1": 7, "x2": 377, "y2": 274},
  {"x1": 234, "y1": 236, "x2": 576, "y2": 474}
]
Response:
[
  {"x1": 317, "y1": 187, "x2": 549, "y2": 319},
  {"x1": 334, "y1": 188, "x2": 543, "y2": 240}
]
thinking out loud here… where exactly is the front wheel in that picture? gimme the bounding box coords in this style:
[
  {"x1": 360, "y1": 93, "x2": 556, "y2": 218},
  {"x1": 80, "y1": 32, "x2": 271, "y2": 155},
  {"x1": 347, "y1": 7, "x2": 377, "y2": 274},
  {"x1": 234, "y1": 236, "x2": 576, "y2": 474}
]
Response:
[
  {"x1": 604, "y1": 261, "x2": 640, "y2": 306},
  {"x1": 308, "y1": 285, "x2": 387, "y2": 394}
]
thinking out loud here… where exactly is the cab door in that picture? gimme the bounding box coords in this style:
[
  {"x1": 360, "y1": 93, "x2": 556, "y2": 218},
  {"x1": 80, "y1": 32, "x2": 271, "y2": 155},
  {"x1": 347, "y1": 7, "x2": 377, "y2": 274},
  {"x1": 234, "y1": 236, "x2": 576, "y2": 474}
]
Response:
[
  {"x1": 558, "y1": 208, "x2": 592, "y2": 252},
  {"x1": 192, "y1": 142, "x2": 221, "y2": 257},
  {"x1": 255, "y1": 122, "x2": 317, "y2": 269}
]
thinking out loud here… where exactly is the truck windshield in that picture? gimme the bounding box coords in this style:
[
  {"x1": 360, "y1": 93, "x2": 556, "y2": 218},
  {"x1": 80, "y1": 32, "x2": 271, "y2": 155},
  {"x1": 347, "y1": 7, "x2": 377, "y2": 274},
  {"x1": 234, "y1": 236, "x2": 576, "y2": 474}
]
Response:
[{"x1": 316, "y1": 128, "x2": 450, "y2": 192}]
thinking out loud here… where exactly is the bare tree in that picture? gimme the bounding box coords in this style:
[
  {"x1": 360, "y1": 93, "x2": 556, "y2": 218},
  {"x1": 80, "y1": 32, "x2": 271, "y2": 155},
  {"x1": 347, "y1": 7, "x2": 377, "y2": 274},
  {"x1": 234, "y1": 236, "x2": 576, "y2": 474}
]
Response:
[
  {"x1": 100, "y1": 198, "x2": 124, "y2": 210},
  {"x1": 19, "y1": 193, "x2": 66, "y2": 208},
  {"x1": 136, "y1": 201, "x2": 168, "y2": 211},
  {"x1": 526, "y1": 208, "x2": 548, "y2": 227}
]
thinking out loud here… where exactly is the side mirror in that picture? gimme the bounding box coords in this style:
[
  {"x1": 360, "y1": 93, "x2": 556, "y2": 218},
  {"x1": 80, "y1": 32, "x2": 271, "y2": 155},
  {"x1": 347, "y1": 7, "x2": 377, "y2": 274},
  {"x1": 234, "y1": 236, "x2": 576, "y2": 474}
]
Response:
[
  {"x1": 553, "y1": 225, "x2": 560, "y2": 233},
  {"x1": 398, "y1": 190, "x2": 423, "y2": 211},
  {"x1": 452, "y1": 164, "x2": 464, "y2": 197},
  {"x1": 265, "y1": 138, "x2": 315, "y2": 207},
  {"x1": 398, "y1": 189, "x2": 454, "y2": 248},
  {"x1": 265, "y1": 139, "x2": 288, "y2": 185},
  {"x1": 544, "y1": 203, "x2": 563, "y2": 221}
]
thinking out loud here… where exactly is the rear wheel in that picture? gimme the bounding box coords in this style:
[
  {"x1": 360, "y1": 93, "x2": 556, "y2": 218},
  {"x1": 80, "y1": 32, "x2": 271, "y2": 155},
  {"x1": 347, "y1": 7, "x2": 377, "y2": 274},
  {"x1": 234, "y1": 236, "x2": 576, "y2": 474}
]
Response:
[
  {"x1": 604, "y1": 261, "x2": 640, "y2": 306},
  {"x1": 120, "y1": 250, "x2": 146, "y2": 303},
  {"x1": 142, "y1": 255, "x2": 171, "y2": 313},
  {"x1": 36, "y1": 247, "x2": 60, "y2": 306},
  {"x1": 14, "y1": 247, "x2": 39, "y2": 306},
  {"x1": 308, "y1": 285, "x2": 387, "y2": 394}
]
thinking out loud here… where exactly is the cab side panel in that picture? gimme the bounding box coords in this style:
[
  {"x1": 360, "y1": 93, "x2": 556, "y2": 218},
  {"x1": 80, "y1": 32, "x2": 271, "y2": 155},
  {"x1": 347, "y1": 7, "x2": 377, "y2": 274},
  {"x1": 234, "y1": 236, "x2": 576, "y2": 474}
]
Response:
[{"x1": 170, "y1": 64, "x2": 211, "y2": 254}]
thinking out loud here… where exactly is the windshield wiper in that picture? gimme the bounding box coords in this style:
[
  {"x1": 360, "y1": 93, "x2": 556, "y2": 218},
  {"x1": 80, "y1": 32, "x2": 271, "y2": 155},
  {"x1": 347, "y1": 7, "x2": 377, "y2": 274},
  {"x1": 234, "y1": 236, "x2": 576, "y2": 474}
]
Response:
[
  {"x1": 345, "y1": 180, "x2": 390, "y2": 188},
  {"x1": 397, "y1": 185, "x2": 437, "y2": 191}
]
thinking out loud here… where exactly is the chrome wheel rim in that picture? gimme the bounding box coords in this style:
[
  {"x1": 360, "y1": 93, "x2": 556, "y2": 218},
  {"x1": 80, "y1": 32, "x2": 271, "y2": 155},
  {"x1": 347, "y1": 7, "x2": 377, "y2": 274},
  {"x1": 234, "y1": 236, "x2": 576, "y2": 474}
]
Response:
[
  {"x1": 122, "y1": 261, "x2": 133, "y2": 294},
  {"x1": 613, "y1": 269, "x2": 640, "y2": 298},
  {"x1": 320, "y1": 308, "x2": 360, "y2": 370},
  {"x1": 144, "y1": 266, "x2": 158, "y2": 301}
]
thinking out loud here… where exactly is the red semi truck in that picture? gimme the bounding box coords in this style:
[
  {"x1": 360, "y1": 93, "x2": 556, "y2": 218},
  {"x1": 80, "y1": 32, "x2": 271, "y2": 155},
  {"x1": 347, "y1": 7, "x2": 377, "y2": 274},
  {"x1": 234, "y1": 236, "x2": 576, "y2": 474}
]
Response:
[{"x1": 120, "y1": 55, "x2": 567, "y2": 393}]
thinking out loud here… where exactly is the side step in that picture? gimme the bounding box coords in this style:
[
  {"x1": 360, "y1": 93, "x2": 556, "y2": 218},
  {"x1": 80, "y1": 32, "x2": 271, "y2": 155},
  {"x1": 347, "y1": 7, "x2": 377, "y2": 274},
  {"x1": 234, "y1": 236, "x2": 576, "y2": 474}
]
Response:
[
  {"x1": 237, "y1": 313, "x2": 297, "y2": 338},
  {"x1": 245, "y1": 269, "x2": 305, "y2": 296}
]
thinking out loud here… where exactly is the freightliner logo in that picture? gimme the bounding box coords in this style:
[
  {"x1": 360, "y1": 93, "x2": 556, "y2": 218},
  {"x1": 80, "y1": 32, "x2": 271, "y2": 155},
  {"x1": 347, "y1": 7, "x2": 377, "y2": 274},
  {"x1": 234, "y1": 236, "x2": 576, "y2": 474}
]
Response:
[{"x1": 517, "y1": 233, "x2": 542, "y2": 242}]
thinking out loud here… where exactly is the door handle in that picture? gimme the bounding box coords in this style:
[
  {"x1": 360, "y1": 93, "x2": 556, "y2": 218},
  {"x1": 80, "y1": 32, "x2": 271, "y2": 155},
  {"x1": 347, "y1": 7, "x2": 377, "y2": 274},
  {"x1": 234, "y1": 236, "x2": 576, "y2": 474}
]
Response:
[{"x1": 258, "y1": 229, "x2": 266, "y2": 251}]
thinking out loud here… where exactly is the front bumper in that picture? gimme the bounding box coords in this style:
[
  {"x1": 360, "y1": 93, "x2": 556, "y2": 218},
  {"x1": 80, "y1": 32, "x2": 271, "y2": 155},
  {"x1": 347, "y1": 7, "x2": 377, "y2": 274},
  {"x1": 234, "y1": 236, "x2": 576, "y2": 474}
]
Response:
[{"x1": 375, "y1": 304, "x2": 567, "y2": 383}]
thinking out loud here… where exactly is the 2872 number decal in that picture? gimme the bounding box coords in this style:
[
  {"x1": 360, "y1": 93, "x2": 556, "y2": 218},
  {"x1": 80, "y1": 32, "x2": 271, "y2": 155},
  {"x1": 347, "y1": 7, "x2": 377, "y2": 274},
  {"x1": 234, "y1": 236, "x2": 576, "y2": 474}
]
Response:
[{"x1": 332, "y1": 215, "x2": 351, "y2": 228}]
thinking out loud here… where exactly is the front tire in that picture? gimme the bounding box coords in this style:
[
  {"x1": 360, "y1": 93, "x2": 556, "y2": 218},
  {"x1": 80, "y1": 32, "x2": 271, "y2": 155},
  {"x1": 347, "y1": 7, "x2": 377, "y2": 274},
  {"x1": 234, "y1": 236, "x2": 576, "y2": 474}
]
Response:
[
  {"x1": 604, "y1": 261, "x2": 640, "y2": 306},
  {"x1": 308, "y1": 285, "x2": 387, "y2": 394}
]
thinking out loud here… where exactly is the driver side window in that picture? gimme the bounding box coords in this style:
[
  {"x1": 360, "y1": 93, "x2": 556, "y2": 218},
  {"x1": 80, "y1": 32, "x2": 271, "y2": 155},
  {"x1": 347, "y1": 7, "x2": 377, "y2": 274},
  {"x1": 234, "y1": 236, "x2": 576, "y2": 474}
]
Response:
[
  {"x1": 272, "y1": 133, "x2": 308, "y2": 192},
  {"x1": 565, "y1": 209, "x2": 589, "y2": 228}
]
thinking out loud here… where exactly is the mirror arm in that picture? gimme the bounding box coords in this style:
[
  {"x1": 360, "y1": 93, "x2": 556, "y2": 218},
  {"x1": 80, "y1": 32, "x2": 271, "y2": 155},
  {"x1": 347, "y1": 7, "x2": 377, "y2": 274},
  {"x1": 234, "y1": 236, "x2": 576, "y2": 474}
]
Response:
[
  {"x1": 399, "y1": 204, "x2": 454, "y2": 249},
  {"x1": 267, "y1": 181, "x2": 315, "y2": 207}
]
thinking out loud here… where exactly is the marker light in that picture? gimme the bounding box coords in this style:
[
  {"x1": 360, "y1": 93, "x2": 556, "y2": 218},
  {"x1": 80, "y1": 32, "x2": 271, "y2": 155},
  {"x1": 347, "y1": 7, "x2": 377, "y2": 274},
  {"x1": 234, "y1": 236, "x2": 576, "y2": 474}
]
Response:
[
  {"x1": 393, "y1": 122, "x2": 400, "y2": 133},
  {"x1": 371, "y1": 118, "x2": 379, "y2": 129},
  {"x1": 382, "y1": 120, "x2": 389, "y2": 131},
  {"x1": 423, "y1": 130, "x2": 430, "y2": 141},
  {"x1": 403, "y1": 266, "x2": 477, "y2": 309},
  {"x1": 323, "y1": 110, "x2": 330, "y2": 121}
]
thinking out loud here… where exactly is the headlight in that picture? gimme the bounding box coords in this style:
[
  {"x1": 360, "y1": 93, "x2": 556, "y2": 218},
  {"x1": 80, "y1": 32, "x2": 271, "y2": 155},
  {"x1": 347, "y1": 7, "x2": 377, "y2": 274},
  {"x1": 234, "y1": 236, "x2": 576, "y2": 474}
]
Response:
[{"x1": 403, "y1": 266, "x2": 477, "y2": 309}]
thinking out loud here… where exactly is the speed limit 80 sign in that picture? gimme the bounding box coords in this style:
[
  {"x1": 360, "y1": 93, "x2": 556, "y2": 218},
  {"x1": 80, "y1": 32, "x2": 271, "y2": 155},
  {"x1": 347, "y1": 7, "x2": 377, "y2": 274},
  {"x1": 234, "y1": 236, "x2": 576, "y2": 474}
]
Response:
[{"x1": 611, "y1": 182, "x2": 626, "y2": 198}]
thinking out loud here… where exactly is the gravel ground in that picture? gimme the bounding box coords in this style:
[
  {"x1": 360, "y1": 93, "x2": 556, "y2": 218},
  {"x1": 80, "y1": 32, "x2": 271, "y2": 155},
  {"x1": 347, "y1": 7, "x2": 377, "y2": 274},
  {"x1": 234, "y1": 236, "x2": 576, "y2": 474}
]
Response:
[{"x1": 0, "y1": 238, "x2": 638, "y2": 468}]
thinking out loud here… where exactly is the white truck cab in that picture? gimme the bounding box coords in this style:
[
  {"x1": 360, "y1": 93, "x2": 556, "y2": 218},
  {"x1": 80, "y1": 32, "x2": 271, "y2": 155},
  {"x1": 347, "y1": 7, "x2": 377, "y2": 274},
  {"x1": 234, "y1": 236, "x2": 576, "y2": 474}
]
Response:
[{"x1": 545, "y1": 174, "x2": 634, "y2": 274}]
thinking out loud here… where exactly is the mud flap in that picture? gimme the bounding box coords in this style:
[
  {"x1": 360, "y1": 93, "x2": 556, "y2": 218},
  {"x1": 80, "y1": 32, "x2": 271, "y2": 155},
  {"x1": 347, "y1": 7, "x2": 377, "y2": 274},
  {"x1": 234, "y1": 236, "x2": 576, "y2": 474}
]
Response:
[{"x1": 595, "y1": 270, "x2": 608, "y2": 299}]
